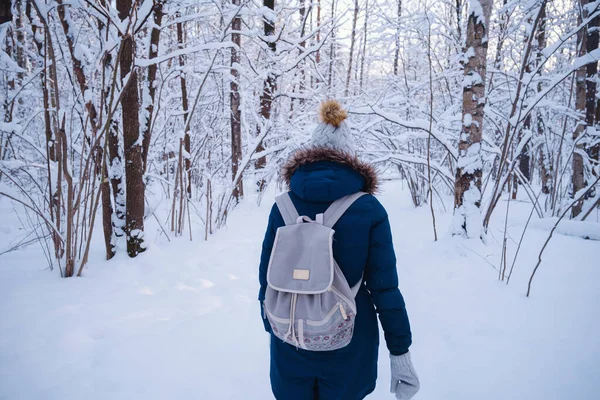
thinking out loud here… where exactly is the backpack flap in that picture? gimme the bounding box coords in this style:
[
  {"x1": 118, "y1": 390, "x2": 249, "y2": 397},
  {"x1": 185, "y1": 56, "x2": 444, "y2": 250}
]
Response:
[{"x1": 267, "y1": 223, "x2": 335, "y2": 294}]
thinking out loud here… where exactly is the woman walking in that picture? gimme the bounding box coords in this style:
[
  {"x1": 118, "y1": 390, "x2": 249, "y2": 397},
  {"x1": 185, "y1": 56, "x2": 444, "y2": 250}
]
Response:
[{"x1": 258, "y1": 100, "x2": 419, "y2": 400}]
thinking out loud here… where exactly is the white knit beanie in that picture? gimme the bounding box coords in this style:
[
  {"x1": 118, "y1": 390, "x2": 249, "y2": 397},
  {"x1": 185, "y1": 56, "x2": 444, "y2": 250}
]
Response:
[{"x1": 310, "y1": 100, "x2": 355, "y2": 154}]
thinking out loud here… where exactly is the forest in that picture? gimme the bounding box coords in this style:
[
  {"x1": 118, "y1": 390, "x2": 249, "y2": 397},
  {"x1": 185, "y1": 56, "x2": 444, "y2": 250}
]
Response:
[
  {"x1": 1, "y1": 1, "x2": 600, "y2": 399},
  {"x1": 0, "y1": 0, "x2": 598, "y2": 277}
]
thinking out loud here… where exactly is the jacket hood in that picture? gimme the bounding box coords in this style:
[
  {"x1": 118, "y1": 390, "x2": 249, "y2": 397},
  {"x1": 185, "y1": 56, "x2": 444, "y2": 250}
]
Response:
[{"x1": 280, "y1": 147, "x2": 379, "y2": 202}]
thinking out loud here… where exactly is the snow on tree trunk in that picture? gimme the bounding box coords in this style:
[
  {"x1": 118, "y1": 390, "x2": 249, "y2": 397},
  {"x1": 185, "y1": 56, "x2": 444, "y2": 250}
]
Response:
[
  {"x1": 231, "y1": 0, "x2": 244, "y2": 201},
  {"x1": 177, "y1": 19, "x2": 192, "y2": 198},
  {"x1": 56, "y1": 0, "x2": 99, "y2": 132},
  {"x1": 393, "y1": 0, "x2": 401, "y2": 76},
  {"x1": 573, "y1": 0, "x2": 591, "y2": 218},
  {"x1": 117, "y1": 0, "x2": 145, "y2": 257},
  {"x1": 584, "y1": 3, "x2": 599, "y2": 200},
  {"x1": 534, "y1": 2, "x2": 551, "y2": 195},
  {"x1": 255, "y1": 0, "x2": 277, "y2": 192},
  {"x1": 453, "y1": 0, "x2": 492, "y2": 238},
  {"x1": 141, "y1": 0, "x2": 164, "y2": 174}
]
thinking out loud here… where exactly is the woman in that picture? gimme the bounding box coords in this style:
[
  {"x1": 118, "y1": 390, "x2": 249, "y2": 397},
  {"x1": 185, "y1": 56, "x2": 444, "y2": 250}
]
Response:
[{"x1": 258, "y1": 100, "x2": 419, "y2": 400}]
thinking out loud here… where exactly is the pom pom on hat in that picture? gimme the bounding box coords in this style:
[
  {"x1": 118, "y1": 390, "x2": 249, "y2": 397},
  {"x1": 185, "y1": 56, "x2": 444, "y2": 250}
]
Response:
[
  {"x1": 319, "y1": 100, "x2": 348, "y2": 127},
  {"x1": 310, "y1": 100, "x2": 355, "y2": 154}
]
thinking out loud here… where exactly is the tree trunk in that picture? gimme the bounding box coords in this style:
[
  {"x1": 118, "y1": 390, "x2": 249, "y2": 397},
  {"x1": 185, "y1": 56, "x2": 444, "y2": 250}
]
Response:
[
  {"x1": 455, "y1": 0, "x2": 462, "y2": 45},
  {"x1": 231, "y1": 0, "x2": 244, "y2": 201},
  {"x1": 585, "y1": 3, "x2": 600, "y2": 186},
  {"x1": 255, "y1": 0, "x2": 277, "y2": 191},
  {"x1": 0, "y1": 1, "x2": 11, "y2": 24},
  {"x1": 359, "y1": 0, "x2": 369, "y2": 89},
  {"x1": 141, "y1": 0, "x2": 164, "y2": 173},
  {"x1": 328, "y1": 0, "x2": 336, "y2": 90},
  {"x1": 393, "y1": 0, "x2": 402, "y2": 76},
  {"x1": 100, "y1": 149, "x2": 115, "y2": 260},
  {"x1": 453, "y1": 0, "x2": 493, "y2": 238},
  {"x1": 117, "y1": 0, "x2": 145, "y2": 256},
  {"x1": 345, "y1": 0, "x2": 359, "y2": 96},
  {"x1": 177, "y1": 18, "x2": 192, "y2": 198},
  {"x1": 298, "y1": 0, "x2": 308, "y2": 99},
  {"x1": 57, "y1": 0, "x2": 99, "y2": 132},
  {"x1": 573, "y1": 0, "x2": 592, "y2": 217},
  {"x1": 316, "y1": 0, "x2": 321, "y2": 65},
  {"x1": 536, "y1": 2, "x2": 551, "y2": 194},
  {"x1": 98, "y1": 0, "x2": 125, "y2": 241}
]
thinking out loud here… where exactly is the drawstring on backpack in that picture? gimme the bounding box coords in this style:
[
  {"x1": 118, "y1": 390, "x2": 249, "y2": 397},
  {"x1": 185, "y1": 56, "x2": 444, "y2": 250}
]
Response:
[{"x1": 284, "y1": 293, "x2": 299, "y2": 347}]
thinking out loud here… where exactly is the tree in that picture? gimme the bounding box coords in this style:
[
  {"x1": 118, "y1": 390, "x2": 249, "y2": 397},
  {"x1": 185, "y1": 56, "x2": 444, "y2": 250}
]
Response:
[
  {"x1": 117, "y1": 0, "x2": 145, "y2": 257},
  {"x1": 393, "y1": 0, "x2": 402, "y2": 76},
  {"x1": 141, "y1": 0, "x2": 165, "y2": 173},
  {"x1": 231, "y1": 0, "x2": 244, "y2": 201},
  {"x1": 255, "y1": 0, "x2": 277, "y2": 192},
  {"x1": 572, "y1": 0, "x2": 595, "y2": 217},
  {"x1": 453, "y1": 0, "x2": 493, "y2": 238},
  {"x1": 345, "y1": 0, "x2": 359, "y2": 96}
]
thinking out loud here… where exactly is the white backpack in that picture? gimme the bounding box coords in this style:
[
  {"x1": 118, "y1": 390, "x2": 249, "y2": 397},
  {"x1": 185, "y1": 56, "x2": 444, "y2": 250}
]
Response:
[{"x1": 264, "y1": 191, "x2": 366, "y2": 351}]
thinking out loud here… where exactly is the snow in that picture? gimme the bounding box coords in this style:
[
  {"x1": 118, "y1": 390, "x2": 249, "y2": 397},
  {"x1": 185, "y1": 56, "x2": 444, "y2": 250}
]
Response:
[
  {"x1": 469, "y1": 0, "x2": 485, "y2": 26},
  {"x1": 463, "y1": 113, "x2": 472, "y2": 127},
  {"x1": 1, "y1": 182, "x2": 599, "y2": 399},
  {"x1": 530, "y1": 218, "x2": 600, "y2": 240},
  {"x1": 463, "y1": 71, "x2": 483, "y2": 89},
  {"x1": 457, "y1": 143, "x2": 483, "y2": 174},
  {"x1": 452, "y1": 183, "x2": 483, "y2": 239}
]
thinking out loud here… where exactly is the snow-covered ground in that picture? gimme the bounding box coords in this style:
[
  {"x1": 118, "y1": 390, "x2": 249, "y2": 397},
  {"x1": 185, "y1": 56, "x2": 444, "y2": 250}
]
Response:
[{"x1": 1, "y1": 181, "x2": 599, "y2": 400}]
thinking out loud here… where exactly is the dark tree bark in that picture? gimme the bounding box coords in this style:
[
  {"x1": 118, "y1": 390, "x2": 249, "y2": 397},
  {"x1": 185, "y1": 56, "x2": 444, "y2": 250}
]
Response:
[
  {"x1": 1, "y1": 0, "x2": 15, "y2": 163},
  {"x1": 0, "y1": 2, "x2": 11, "y2": 24},
  {"x1": 586, "y1": 5, "x2": 600, "y2": 180},
  {"x1": 117, "y1": 0, "x2": 145, "y2": 256},
  {"x1": 255, "y1": 0, "x2": 277, "y2": 191},
  {"x1": 57, "y1": 0, "x2": 99, "y2": 131},
  {"x1": 345, "y1": 0, "x2": 359, "y2": 96},
  {"x1": 230, "y1": 0, "x2": 243, "y2": 201},
  {"x1": 573, "y1": 0, "x2": 596, "y2": 217},
  {"x1": 97, "y1": 0, "x2": 124, "y2": 242},
  {"x1": 453, "y1": 0, "x2": 493, "y2": 238},
  {"x1": 535, "y1": 3, "x2": 551, "y2": 194},
  {"x1": 141, "y1": 0, "x2": 164, "y2": 173},
  {"x1": 359, "y1": 0, "x2": 369, "y2": 89},
  {"x1": 97, "y1": 0, "x2": 117, "y2": 259},
  {"x1": 393, "y1": 0, "x2": 402, "y2": 76},
  {"x1": 327, "y1": 0, "x2": 336, "y2": 89},
  {"x1": 316, "y1": 0, "x2": 321, "y2": 65},
  {"x1": 298, "y1": 0, "x2": 308, "y2": 98},
  {"x1": 177, "y1": 18, "x2": 192, "y2": 198},
  {"x1": 100, "y1": 148, "x2": 115, "y2": 259},
  {"x1": 455, "y1": 0, "x2": 462, "y2": 43},
  {"x1": 513, "y1": 2, "x2": 545, "y2": 199}
]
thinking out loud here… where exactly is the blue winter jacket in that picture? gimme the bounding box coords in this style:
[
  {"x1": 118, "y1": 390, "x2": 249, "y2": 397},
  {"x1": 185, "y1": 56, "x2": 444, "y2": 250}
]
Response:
[{"x1": 258, "y1": 147, "x2": 412, "y2": 400}]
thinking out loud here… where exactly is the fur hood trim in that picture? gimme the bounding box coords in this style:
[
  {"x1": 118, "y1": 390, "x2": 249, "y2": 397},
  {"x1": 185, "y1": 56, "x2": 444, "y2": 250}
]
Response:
[{"x1": 281, "y1": 147, "x2": 379, "y2": 194}]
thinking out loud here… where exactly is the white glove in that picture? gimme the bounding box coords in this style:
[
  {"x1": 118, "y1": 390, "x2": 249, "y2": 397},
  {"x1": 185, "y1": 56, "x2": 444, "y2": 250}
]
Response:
[{"x1": 390, "y1": 351, "x2": 420, "y2": 400}]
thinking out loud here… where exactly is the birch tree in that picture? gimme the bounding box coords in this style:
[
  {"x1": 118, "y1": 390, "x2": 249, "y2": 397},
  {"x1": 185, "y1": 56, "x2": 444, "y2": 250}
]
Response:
[{"x1": 453, "y1": 0, "x2": 493, "y2": 238}]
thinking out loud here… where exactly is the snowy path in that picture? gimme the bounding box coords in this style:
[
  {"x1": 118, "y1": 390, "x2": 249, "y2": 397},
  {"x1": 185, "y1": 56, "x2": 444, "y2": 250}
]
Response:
[{"x1": 1, "y1": 182, "x2": 599, "y2": 399}]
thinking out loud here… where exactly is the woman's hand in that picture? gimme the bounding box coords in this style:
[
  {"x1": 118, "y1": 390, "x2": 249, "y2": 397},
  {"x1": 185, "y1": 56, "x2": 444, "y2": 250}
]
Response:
[{"x1": 390, "y1": 351, "x2": 420, "y2": 399}]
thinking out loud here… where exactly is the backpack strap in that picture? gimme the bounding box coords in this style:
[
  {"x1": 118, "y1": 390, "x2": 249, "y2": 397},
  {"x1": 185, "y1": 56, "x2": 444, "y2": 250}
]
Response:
[
  {"x1": 275, "y1": 192, "x2": 300, "y2": 226},
  {"x1": 323, "y1": 192, "x2": 367, "y2": 228},
  {"x1": 350, "y1": 275, "x2": 363, "y2": 297}
]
